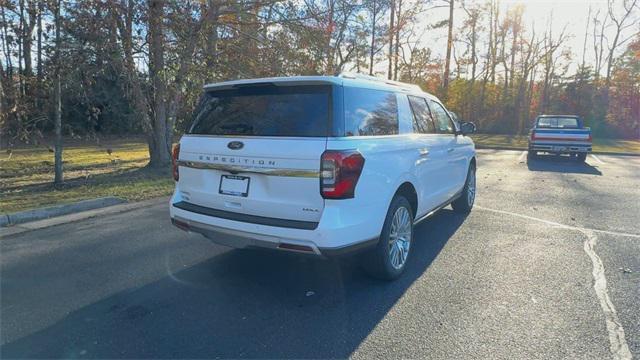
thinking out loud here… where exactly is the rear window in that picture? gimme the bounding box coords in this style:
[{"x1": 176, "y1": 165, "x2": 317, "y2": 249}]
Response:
[
  {"x1": 189, "y1": 85, "x2": 331, "y2": 137},
  {"x1": 537, "y1": 117, "x2": 579, "y2": 128},
  {"x1": 344, "y1": 87, "x2": 398, "y2": 136}
]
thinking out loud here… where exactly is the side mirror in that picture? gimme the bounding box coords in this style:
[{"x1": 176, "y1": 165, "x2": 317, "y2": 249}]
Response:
[{"x1": 460, "y1": 121, "x2": 476, "y2": 136}]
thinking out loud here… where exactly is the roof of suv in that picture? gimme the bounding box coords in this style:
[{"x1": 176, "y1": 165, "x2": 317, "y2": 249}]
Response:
[{"x1": 203, "y1": 74, "x2": 437, "y2": 100}]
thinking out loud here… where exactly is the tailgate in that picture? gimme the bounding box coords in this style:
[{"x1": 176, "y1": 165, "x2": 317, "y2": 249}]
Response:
[
  {"x1": 176, "y1": 136, "x2": 326, "y2": 223},
  {"x1": 532, "y1": 128, "x2": 592, "y2": 143}
]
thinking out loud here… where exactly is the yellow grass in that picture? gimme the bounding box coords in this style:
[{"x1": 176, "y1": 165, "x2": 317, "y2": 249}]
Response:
[
  {"x1": 471, "y1": 134, "x2": 640, "y2": 154},
  {"x1": 0, "y1": 139, "x2": 174, "y2": 214}
]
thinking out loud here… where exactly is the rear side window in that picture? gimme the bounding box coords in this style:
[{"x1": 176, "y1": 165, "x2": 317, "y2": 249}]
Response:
[
  {"x1": 537, "y1": 117, "x2": 579, "y2": 128},
  {"x1": 189, "y1": 85, "x2": 330, "y2": 137},
  {"x1": 344, "y1": 87, "x2": 398, "y2": 136},
  {"x1": 408, "y1": 96, "x2": 435, "y2": 134}
]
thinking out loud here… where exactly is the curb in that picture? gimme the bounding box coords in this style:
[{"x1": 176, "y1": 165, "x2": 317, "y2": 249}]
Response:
[
  {"x1": 475, "y1": 145, "x2": 640, "y2": 157},
  {"x1": 0, "y1": 197, "x2": 169, "y2": 238},
  {"x1": 1, "y1": 197, "x2": 126, "y2": 228}
]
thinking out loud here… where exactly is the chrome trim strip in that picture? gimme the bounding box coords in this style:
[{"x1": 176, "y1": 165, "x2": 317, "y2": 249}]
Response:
[
  {"x1": 177, "y1": 160, "x2": 319, "y2": 178},
  {"x1": 182, "y1": 134, "x2": 327, "y2": 140}
]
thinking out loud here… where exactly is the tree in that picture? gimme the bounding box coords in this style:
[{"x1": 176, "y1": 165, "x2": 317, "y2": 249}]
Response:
[
  {"x1": 147, "y1": 0, "x2": 170, "y2": 167},
  {"x1": 53, "y1": 0, "x2": 62, "y2": 183},
  {"x1": 387, "y1": 0, "x2": 395, "y2": 79},
  {"x1": 604, "y1": 0, "x2": 639, "y2": 88},
  {"x1": 443, "y1": 0, "x2": 454, "y2": 94},
  {"x1": 365, "y1": 0, "x2": 388, "y2": 75}
]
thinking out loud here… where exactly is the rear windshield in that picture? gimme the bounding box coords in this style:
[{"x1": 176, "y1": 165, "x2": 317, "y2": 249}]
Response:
[
  {"x1": 537, "y1": 117, "x2": 579, "y2": 128},
  {"x1": 189, "y1": 85, "x2": 331, "y2": 137}
]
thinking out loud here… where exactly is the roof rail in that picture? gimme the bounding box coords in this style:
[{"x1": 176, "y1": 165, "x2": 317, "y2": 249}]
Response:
[{"x1": 337, "y1": 72, "x2": 422, "y2": 92}]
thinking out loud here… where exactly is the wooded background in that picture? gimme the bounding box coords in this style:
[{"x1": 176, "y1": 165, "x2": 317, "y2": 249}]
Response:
[{"x1": 1, "y1": 0, "x2": 638, "y2": 171}]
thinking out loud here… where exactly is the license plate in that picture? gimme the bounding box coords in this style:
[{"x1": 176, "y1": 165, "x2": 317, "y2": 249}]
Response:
[
  {"x1": 219, "y1": 175, "x2": 250, "y2": 197},
  {"x1": 553, "y1": 146, "x2": 566, "y2": 152}
]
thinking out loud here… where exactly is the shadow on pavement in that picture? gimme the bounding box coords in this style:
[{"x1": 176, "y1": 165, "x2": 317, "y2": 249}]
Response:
[
  {"x1": 527, "y1": 154, "x2": 602, "y2": 175},
  {"x1": 1, "y1": 209, "x2": 467, "y2": 359}
]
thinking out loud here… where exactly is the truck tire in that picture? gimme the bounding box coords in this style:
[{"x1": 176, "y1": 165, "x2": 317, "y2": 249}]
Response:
[
  {"x1": 362, "y1": 195, "x2": 414, "y2": 280},
  {"x1": 576, "y1": 153, "x2": 587, "y2": 162},
  {"x1": 451, "y1": 163, "x2": 476, "y2": 214}
]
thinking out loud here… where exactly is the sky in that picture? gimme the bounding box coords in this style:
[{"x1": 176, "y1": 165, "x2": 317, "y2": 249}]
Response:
[{"x1": 413, "y1": 0, "x2": 637, "y2": 76}]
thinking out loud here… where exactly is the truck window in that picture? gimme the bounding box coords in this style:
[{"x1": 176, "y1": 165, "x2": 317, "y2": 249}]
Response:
[
  {"x1": 344, "y1": 87, "x2": 398, "y2": 136},
  {"x1": 537, "y1": 117, "x2": 579, "y2": 129}
]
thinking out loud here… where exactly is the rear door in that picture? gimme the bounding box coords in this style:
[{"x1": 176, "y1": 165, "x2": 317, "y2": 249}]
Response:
[
  {"x1": 176, "y1": 84, "x2": 332, "y2": 224},
  {"x1": 428, "y1": 100, "x2": 468, "y2": 197},
  {"x1": 406, "y1": 95, "x2": 449, "y2": 213}
]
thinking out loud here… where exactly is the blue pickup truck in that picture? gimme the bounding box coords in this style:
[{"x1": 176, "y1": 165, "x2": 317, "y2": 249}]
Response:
[{"x1": 528, "y1": 115, "x2": 592, "y2": 162}]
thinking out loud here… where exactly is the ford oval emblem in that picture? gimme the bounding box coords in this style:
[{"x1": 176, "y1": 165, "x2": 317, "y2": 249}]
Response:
[{"x1": 227, "y1": 141, "x2": 244, "y2": 150}]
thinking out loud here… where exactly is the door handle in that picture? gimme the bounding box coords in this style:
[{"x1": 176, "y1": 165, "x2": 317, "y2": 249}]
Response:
[
  {"x1": 447, "y1": 148, "x2": 455, "y2": 153},
  {"x1": 419, "y1": 148, "x2": 430, "y2": 157}
]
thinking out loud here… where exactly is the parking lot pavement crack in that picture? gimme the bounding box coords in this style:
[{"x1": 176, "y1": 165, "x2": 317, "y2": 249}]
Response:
[
  {"x1": 475, "y1": 205, "x2": 633, "y2": 360},
  {"x1": 580, "y1": 229, "x2": 632, "y2": 360},
  {"x1": 475, "y1": 205, "x2": 640, "y2": 239}
]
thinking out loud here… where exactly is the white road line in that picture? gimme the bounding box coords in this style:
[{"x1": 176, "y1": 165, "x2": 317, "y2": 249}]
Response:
[
  {"x1": 475, "y1": 205, "x2": 640, "y2": 239},
  {"x1": 580, "y1": 229, "x2": 632, "y2": 360},
  {"x1": 591, "y1": 154, "x2": 605, "y2": 164},
  {"x1": 475, "y1": 205, "x2": 633, "y2": 360},
  {"x1": 517, "y1": 150, "x2": 527, "y2": 163}
]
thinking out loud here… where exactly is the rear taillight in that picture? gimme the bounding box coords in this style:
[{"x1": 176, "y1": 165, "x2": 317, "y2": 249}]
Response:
[
  {"x1": 172, "y1": 144, "x2": 180, "y2": 181},
  {"x1": 587, "y1": 133, "x2": 592, "y2": 142},
  {"x1": 320, "y1": 150, "x2": 365, "y2": 199},
  {"x1": 530, "y1": 131, "x2": 536, "y2": 141}
]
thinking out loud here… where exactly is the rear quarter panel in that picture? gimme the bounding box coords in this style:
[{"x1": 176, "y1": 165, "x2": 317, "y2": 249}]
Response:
[{"x1": 325, "y1": 135, "x2": 421, "y2": 238}]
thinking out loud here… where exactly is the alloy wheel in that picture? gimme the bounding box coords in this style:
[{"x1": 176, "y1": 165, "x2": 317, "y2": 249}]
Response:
[{"x1": 388, "y1": 206, "x2": 412, "y2": 270}]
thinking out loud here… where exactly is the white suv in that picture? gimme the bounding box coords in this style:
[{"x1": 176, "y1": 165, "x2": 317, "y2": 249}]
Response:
[{"x1": 170, "y1": 73, "x2": 477, "y2": 279}]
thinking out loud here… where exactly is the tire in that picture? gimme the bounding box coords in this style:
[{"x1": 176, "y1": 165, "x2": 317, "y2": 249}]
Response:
[
  {"x1": 361, "y1": 195, "x2": 414, "y2": 280},
  {"x1": 527, "y1": 150, "x2": 538, "y2": 160},
  {"x1": 576, "y1": 153, "x2": 587, "y2": 162},
  {"x1": 451, "y1": 163, "x2": 476, "y2": 214}
]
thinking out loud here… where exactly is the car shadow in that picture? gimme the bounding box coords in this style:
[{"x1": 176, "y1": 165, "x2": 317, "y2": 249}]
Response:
[
  {"x1": 527, "y1": 154, "x2": 602, "y2": 175},
  {"x1": 1, "y1": 209, "x2": 468, "y2": 359}
]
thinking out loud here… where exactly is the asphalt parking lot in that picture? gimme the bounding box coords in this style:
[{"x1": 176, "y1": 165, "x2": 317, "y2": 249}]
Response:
[{"x1": 1, "y1": 149, "x2": 639, "y2": 359}]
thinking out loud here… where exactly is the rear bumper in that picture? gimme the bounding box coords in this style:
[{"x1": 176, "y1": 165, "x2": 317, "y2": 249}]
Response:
[
  {"x1": 171, "y1": 215, "x2": 377, "y2": 257},
  {"x1": 169, "y1": 195, "x2": 385, "y2": 257},
  {"x1": 528, "y1": 142, "x2": 592, "y2": 153}
]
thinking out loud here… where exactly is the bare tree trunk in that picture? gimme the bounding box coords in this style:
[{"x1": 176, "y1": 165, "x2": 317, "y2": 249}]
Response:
[
  {"x1": 490, "y1": 0, "x2": 498, "y2": 84},
  {"x1": 1, "y1": 6, "x2": 13, "y2": 79},
  {"x1": 368, "y1": 0, "x2": 377, "y2": 75},
  {"x1": 0, "y1": 62, "x2": 5, "y2": 131},
  {"x1": 23, "y1": 1, "x2": 35, "y2": 80},
  {"x1": 443, "y1": 0, "x2": 454, "y2": 93},
  {"x1": 18, "y1": 0, "x2": 24, "y2": 97},
  {"x1": 605, "y1": 0, "x2": 638, "y2": 88},
  {"x1": 36, "y1": 0, "x2": 42, "y2": 109},
  {"x1": 148, "y1": 0, "x2": 170, "y2": 168},
  {"x1": 205, "y1": 0, "x2": 220, "y2": 80},
  {"x1": 580, "y1": 5, "x2": 591, "y2": 77},
  {"x1": 509, "y1": 25, "x2": 517, "y2": 90},
  {"x1": 387, "y1": 0, "x2": 395, "y2": 80},
  {"x1": 325, "y1": 0, "x2": 335, "y2": 74},
  {"x1": 393, "y1": 0, "x2": 402, "y2": 80},
  {"x1": 53, "y1": 0, "x2": 62, "y2": 184},
  {"x1": 592, "y1": 10, "x2": 607, "y2": 84}
]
